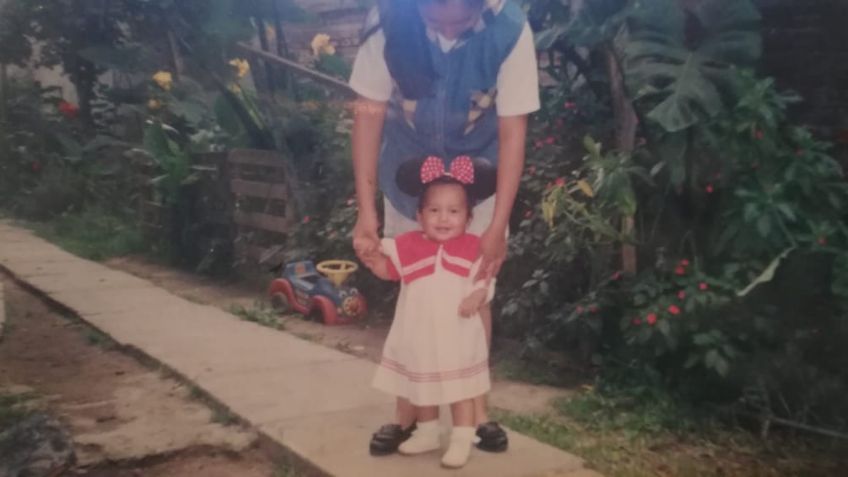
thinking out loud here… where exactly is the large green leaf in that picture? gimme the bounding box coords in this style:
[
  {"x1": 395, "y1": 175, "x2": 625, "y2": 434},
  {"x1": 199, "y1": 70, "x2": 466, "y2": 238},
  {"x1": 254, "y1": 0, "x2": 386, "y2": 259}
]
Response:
[{"x1": 624, "y1": 0, "x2": 762, "y2": 132}]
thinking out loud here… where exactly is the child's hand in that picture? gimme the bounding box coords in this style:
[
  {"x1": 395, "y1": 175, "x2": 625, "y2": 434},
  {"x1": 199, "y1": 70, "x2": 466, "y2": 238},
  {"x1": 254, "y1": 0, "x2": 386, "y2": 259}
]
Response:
[
  {"x1": 360, "y1": 249, "x2": 394, "y2": 281},
  {"x1": 458, "y1": 289, "x2": 487, "y2": 318}
]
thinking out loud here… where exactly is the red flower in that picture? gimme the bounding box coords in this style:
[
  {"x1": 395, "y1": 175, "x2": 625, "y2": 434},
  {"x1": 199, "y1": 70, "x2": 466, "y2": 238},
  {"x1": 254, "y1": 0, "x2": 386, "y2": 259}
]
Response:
[
  {"x1": 611, "y1": 271, "x2": 622, "y2": 281},
  {"x1": 632, "y1": 318, "x2": 642, "y2": 325},
  {"x1": 674, "y1": 266, "x2": 686, "y2": 276},
  {"x1": 817, "y1": 236, "x2": 827, "y2": 246},
  {"x1": 680, "y1": 259, "x2": 690, "y2": 267},
  {"x1": 563, "y1": 101, "x2": 577, "y2": 110},
  {"x1": 302, "y1": 215, "x2": 311, "y2": 224},
  {"x1": 58, "y1": 100, "x2": 79, "y2": 119},
  {"x1": 31, "y1": 161, "x2": 42, "y2": 173},
  {"x1": 705, "y1": 183, "x2": 714, "y2": 194},
  {"x1": 555, "y1": 177, "x2": 566, "y2": 187},
  {"x1": 544, "y1": 136, "x2": 555, "y2": 145},
  {"x1": 677, "y1": 290, "x2": 686, "y2": 300},
  {"x1": 668, "y1": 304, "x2": 681, "y2": 315},
  {"x1": 699, "y1": 282, "x2": 709, "y2": 291},
  {"x1": 754, "y1": 129, "x2": 764, "y2": 140},
  {"x1": 646, "y1": 313, "x2": 658, "y2": 325}
]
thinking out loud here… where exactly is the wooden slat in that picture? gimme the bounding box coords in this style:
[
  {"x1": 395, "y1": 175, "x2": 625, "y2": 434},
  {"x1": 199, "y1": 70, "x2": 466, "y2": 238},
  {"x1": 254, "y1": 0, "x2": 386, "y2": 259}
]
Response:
[
  {"x1": 234, "y1": 211, "x2": 293, "y2": 234},
  {"x1": 235, "y1": 43, "x2": 355, "y2": 94},
  {"x1": 230, "y1": 179, "x2": 289, "y2": 200}
]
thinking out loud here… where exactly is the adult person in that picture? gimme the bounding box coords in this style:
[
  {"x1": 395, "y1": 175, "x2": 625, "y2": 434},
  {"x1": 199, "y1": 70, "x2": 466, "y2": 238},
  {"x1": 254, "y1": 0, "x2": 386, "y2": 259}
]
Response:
[{"x1": 348, "y1": 0, "x2": 539, "y2": 455}]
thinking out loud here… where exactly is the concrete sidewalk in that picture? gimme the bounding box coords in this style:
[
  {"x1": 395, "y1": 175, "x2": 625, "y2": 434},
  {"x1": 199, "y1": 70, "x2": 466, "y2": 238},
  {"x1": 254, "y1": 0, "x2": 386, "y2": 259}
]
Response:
[{"x1": 0, "y1": 221, "x2": 598, "y2": 477}]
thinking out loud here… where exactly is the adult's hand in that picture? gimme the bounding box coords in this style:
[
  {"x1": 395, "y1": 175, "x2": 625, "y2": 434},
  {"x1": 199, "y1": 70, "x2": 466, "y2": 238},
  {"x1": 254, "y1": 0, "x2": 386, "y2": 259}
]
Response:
[
  {"x1": 352, "y1": 213, "x2": 380, "y2": 260},
  {"x1": 476, "y1": 225, "x2": 507, "y2": 282}
]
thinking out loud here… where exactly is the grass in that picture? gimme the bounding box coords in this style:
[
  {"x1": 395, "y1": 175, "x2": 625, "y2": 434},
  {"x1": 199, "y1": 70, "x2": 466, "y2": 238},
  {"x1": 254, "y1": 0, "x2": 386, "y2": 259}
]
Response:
[
  {"x1": 0, "y1": 391, "x2": 35, "y2": 430},
  {"x1": 84, "y1": 328, "x2": 114, "y2": 348},
  {"x1": 228, "y1": 301, "x2": 285, "y2": 329},
  {"x1": 494, "y1": 385, "x2": 847, "y2": 477},
  {"x1": 211, "y1": 408, "x2": 239, "y2": 426},
  {"x1": 27, "y1": 207, "x2": 148, "y2": 261}
]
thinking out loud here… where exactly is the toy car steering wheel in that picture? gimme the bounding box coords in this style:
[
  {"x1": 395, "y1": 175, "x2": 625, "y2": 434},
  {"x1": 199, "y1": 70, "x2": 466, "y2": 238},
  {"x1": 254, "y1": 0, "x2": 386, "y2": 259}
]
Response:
[{"x1": 317, "y1": 260, "x2": 359, "y2": 287}]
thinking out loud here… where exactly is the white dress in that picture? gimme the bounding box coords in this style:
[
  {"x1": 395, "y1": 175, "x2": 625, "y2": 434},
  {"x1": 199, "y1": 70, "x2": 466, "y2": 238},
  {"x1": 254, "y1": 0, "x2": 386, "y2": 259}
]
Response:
[{"x1": 372, "y1": 237, "x2": 493, "y2": 406}]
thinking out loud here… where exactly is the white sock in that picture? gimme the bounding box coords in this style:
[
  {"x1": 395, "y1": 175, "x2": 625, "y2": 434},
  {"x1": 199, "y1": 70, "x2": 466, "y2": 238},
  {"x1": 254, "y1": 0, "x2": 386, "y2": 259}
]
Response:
[
  {"x1": 398, "y1": 420, "x2": 440, "y2": 455},
  {"x1": 441, "y1": 426, "x2": 476, "y2": 468}
]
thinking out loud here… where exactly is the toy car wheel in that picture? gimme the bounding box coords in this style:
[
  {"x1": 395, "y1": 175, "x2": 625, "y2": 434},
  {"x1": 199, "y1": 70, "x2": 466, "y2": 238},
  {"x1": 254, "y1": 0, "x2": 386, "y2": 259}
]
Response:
[
  {"x1": 268, "y1": 279, "x2": 293, "y2": 313},
  {"x1": 341, "y1": 294, "x2": 367, "y2": 320},
  {"x1": 270, "y1": 292, "x2": 289, "y2": 312},
  {"x1": 310, "y1": 295, "x2": 339, "y2": 325}
]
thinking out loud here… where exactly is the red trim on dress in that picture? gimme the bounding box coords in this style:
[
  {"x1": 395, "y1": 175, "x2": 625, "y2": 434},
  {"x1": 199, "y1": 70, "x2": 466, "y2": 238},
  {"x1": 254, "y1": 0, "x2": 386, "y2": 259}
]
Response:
[{"x1": 394, "y1": 232, "x2": 480, "y2": 284}]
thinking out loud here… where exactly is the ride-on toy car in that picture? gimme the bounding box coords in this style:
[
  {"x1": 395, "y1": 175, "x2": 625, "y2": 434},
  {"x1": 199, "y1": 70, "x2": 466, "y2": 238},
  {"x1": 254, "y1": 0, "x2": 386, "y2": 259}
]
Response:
[{"x1": 268, "y1": 260, "x2": 366, "y2": 325}]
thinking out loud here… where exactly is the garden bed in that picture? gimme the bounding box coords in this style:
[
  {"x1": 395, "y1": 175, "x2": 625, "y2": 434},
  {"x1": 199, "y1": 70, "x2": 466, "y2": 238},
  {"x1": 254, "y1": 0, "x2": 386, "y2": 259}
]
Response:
[{"x1": 0, "y1": 278, "x2": 294, "y2": 477}]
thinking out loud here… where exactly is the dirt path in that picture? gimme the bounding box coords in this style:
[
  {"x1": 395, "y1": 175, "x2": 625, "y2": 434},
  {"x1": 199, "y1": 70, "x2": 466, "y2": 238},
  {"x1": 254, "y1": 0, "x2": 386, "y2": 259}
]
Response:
[{"x1": 0, "y1": 277, "x2": 285, "y2": 477}]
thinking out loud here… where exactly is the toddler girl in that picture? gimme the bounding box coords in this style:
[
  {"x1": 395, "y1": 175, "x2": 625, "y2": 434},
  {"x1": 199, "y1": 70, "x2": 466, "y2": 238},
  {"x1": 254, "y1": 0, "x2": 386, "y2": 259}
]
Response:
[{"x1": 360, "y1": 155, "x2": 497, "y2": 468}]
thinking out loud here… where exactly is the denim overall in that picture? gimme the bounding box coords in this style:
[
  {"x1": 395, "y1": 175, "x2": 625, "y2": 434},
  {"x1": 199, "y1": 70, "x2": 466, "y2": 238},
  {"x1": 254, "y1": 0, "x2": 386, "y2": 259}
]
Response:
[{"x1": 378, "y1": 1, "x2": 525, "y2": 220}]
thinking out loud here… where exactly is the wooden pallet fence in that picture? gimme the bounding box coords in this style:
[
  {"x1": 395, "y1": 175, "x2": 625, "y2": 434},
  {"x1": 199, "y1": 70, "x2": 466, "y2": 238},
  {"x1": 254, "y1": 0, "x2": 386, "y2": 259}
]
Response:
[{"x1": 228, "y1": 149, "x2": 297, "y2": 267}]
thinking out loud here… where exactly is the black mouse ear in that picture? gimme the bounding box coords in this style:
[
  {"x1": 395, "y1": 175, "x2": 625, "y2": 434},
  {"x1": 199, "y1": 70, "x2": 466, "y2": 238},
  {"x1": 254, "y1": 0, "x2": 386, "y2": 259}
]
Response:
[
  {"x1": 467, "y1": 157, "x2": 496, "y2": 201},
  {"x1": 395, "y1": 157, "x2": 427, "y2": 196}
]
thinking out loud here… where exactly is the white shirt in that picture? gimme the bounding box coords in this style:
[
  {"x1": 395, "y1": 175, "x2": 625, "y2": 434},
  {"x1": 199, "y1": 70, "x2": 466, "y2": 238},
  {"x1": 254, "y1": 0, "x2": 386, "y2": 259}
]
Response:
[{"x1": 349, "y1": 22, "x2": 540, "y2": 117}]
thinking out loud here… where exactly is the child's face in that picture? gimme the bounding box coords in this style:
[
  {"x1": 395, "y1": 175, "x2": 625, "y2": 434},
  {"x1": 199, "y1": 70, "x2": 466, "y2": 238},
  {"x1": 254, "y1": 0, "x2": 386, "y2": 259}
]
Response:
[
  {"x1": 417, "y1": 183, "x2": 470, "y2": 242},
  {"x1": 418, "y1": 0, "x2": 482, "y2": 40}
]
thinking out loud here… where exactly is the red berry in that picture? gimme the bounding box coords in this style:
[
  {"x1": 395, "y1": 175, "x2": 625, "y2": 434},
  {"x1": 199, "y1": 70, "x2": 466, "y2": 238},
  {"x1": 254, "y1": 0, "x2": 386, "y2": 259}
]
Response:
[
  {"x1": 706, "y1": 184, "x2": 714, "y2": 194},
  {"x1": 677, "y1": 290, "x2": 686, "y2": 300},
  {"x1": 699, "y1": 282, "x2": 708, "y2": 291},
  {"x1": 680, "y1": 259, "x2": 690, "y2": 267},
  {"x1": 668, "y1": 304, "x2": 681, "y2": 315},
  {"x1": 675, "y1": 266, "x2": 686, "y2": 276},
  {"x1": 632, "y1": 318, "x2": 642, "y2": 325},
  {"x1": 646, "y1": 313, "x2": 657, "y2": 325}
]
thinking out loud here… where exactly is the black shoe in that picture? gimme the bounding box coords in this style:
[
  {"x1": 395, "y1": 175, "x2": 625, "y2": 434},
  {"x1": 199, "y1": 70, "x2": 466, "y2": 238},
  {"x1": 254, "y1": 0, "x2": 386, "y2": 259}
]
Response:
[
  {"x1": 476, "y1": 421, "x2": 508, "y2": 452},
  {"x1": 369, "y1": 423, "x2": 416, "y2": 456}
]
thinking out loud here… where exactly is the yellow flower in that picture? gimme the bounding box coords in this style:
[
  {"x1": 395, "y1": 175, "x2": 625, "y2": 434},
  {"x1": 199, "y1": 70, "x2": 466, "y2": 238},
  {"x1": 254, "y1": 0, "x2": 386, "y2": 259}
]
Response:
[
  {"x1": 228, "y1": 58, "x2": 250, "y2": 78},
  {"x1": 152, "y1": 71, "x2": 173, "y2": 91},
  {"x1": 147, "y1": 99, "x2": 162, "y2": 110},
  {"x1": 228, "y1": 83, "x2": 243, "y2": 94},
  {"x1": 310, "y1": 33, "x2": 335, "y2": 57}
]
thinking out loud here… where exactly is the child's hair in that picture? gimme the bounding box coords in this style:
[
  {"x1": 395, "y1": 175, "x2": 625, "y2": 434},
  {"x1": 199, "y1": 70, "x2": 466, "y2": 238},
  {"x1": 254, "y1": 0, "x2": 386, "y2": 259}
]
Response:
[
  {"x1": 364, "y1": 0, "x2": 486, "y2": 99},
  {"x1": 395, "y1": 156, "x2": 496, "y2": 209}
]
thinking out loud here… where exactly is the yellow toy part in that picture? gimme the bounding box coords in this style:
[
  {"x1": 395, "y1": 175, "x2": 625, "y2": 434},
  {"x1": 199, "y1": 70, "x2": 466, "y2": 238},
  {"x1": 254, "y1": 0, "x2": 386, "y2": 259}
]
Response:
[{"x1": 316, "y1": 260, "x2": 359, "y2": 287}]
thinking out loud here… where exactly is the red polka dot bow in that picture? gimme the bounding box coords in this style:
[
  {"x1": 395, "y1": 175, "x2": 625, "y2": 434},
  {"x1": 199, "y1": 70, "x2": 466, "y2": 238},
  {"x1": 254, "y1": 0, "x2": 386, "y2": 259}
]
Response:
[{"x1": 420, "y1": 155, "x2": 475, "y2": 185}]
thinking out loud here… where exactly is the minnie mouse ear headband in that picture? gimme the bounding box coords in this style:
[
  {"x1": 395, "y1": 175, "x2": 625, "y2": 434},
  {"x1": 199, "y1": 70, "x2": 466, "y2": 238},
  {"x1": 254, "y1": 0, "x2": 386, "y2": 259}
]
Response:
[{"x1": 396, "y1": 155, "x2": 496, "y2": 201}]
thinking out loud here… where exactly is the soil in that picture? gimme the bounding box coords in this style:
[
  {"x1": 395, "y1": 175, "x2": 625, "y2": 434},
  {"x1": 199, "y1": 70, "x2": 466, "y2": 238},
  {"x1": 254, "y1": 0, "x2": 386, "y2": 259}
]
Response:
[{"x1": 0, "y1": 277, "x2": 283, "y2": 477}]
